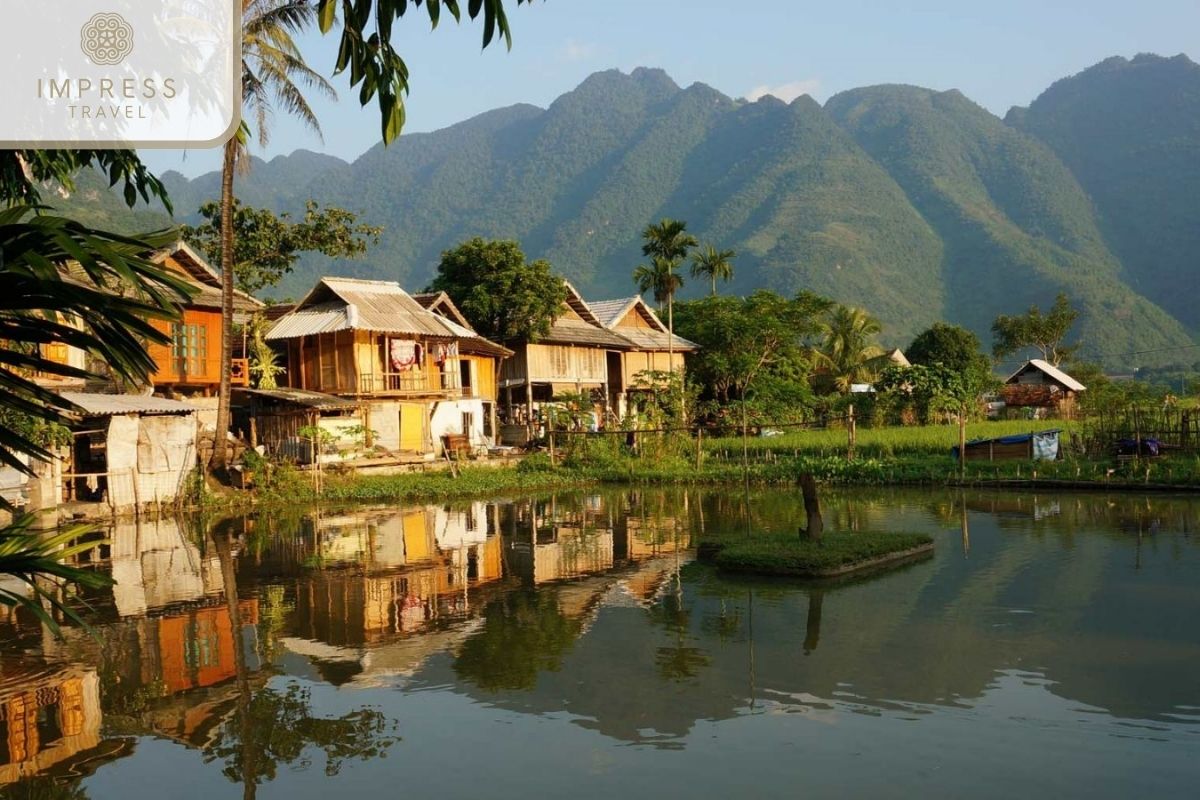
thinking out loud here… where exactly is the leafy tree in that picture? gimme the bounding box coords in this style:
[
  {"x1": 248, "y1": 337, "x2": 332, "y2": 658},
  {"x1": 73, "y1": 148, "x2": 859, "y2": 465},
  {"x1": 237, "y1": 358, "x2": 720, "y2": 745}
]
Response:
[
  {"x1": 427, "y1": 237, "x2": 567, "y2": 343},
  {"x1": 689, "y1": 244, "x2": 736, "y2": 296},
  {"x1": 183, "y1": 199, "x2": 381, "y2": 295},
  {"x1": 991, "y1": 292, "x2": 1079, "y2": 365},
  {"x1": 876, "y1": 363, "x2": 986, "y2": 424},
  {"x1": 906, "y1": 322, "x2": 990, "y2": 375},
  {"x1": 213, "y1": 0, "x2": 338, "y2": 472},
  {"x1": 816, "y1": 305, "x2": 888, "y2": 393},
  {"x1": 674, "y1": 290, "x2": 830, "y2": 411}
]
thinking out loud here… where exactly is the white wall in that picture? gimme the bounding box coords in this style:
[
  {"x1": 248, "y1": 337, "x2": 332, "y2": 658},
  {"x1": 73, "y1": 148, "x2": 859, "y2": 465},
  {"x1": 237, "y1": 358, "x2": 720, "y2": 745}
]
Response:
[{"x1": 429, "y1": 398, "x2": 487, "y2": 455}]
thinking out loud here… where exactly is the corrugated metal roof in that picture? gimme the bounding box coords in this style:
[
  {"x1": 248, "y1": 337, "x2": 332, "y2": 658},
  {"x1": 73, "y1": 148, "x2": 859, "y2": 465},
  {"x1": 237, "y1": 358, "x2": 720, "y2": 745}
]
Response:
[
  {"x1": 265, "y1": 277, "x2": 511, "y2": 356},
  {"x1": 1005, "y1": 359, "x2": 1087, "y2": 392},
  {"x1": 59, "y1": 392, "x2": 197, "y2": 416},
  {"x1": 589, "y1": 298, "x2": 641, "y2": 328},
  {"x1": 586, "y1": 295, "x2": 699, "y2": 351},
  {"x1": 615, "y1": 328, "x2": 699, "y2": 352},
  {"x1": 267, "y1": 278, "x2": 454, "y2": 340},
  {"x1": 235, "y1": 387, "x2": 359, "y2": 410},
  {"x1": 542, "y1": 318, "x2": 633, "y2": 349}
]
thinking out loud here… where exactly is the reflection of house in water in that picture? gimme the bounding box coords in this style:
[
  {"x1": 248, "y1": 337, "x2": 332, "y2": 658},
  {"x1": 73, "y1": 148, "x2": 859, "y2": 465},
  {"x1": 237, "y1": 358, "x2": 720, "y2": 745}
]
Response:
[
  {"x1": 0, "y1": 663, "x2": 125, "y2": 785},
  {"x1": 289, "y1": 504, "x2": 505, "y2": 650},
  {"x1": 109, "y1": 518, "x2": 224, "y2": 617}
]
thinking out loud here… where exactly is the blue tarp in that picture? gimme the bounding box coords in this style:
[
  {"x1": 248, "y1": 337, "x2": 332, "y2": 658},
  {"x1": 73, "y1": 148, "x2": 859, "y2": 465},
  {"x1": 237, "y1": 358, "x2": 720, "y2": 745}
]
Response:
[{"x1": 952, "y1": 429, "x2": 1061, "y2": 461}]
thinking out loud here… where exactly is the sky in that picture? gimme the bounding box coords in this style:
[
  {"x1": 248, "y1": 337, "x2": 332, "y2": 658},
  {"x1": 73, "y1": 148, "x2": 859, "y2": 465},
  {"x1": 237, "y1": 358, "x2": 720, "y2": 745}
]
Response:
[{"x1": 140, "y1": 0, "x2": 1200, "y2": 178}]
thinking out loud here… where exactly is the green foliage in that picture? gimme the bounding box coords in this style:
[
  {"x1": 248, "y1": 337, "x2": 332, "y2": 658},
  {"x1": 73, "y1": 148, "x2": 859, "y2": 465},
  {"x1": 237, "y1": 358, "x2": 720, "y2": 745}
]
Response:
[
  {"x1": 0, "y1": 207, "x2": 189, "y2": 480},
  {"x1": 674, "y1": 290, "x2": 829, "y2": 408},
  {"x1": 876, "y1": 362, "x2": 994, "y2": 424},
  {"x1": 182, "y1": 199, "x2": 382, "y2": 294},
  {"x1": 0, "y1": 516, "x2": 112, "y2": 637},
  {"x1": 689, "y1": 244, "x2": 736, "y2": 296},
  {"x1": 246, "y1": 313, "x2": 285, "y2": 389},
  {"x1": 991, "y1": 293, "x2": 1080, "y2": 365},
  {"x1": 634, "y1": 218, "x2": 697, "y2": 308},
  {"x1": 428, "y1": 237, "x2": 568, "y2": 343},
  {"x1": 1, "y1": 150, "x2": 171, "y2": 211},
  {"x1": 906, "y1": 322, "x2": 991, "y2": 375},
  {"x1": 816, "y1": 305, "x2": 888, "y2": 393},
  {"x1": 315, "y1": 0, "x2": 530, "y2": 142}
]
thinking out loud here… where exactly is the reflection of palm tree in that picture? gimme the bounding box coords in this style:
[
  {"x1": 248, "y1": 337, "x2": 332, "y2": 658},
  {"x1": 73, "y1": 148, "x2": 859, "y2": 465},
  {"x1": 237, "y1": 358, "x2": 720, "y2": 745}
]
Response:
[
  {"x1": 649, "y1": 586, "x2": 711, "y2": 683},
  {"x1": 210, "y1": 521, "x2": 396, "y2": 794}
]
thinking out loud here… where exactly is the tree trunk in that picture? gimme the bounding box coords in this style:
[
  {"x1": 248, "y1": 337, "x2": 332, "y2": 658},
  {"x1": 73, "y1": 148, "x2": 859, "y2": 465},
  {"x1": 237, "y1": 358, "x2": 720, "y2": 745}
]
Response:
[
  {"x1": 800, "y1": 473, "x2": 823, "y2": 540},
  {"x1": 210, "y1": 138, "x2": 237, "y2": 472}
]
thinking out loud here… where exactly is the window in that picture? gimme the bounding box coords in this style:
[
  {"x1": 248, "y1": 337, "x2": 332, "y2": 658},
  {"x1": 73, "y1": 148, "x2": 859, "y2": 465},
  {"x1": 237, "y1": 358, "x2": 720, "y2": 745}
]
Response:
[
  {"x1": 462, "y1": 411, "x2": 475, "y2": 438},
  {"x1": 171, "y1": 322, "x2": 207, "y2": 378}
]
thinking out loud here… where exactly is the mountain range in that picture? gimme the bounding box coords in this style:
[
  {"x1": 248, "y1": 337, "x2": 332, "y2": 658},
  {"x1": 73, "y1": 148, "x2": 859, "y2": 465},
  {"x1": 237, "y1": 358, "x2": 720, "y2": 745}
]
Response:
[{"x1": 60, "y1": 53, "x2": 1200, "y2": 369}]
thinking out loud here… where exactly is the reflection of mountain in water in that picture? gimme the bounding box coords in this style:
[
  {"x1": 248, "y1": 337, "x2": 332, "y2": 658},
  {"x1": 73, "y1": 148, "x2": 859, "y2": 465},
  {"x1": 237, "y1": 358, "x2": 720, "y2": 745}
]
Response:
[
  {"x1": 0, "y1": 488, "x2": 1197, "y2": 785},
  {"x1": 411, "y1": 490, "x2": 1200, "y2": 745}
]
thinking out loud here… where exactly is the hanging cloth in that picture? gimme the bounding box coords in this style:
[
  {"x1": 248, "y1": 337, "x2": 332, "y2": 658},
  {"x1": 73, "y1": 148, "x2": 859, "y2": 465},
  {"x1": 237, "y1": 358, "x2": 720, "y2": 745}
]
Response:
[{"x1": 389, "y1": 339, "x2": 419, "y2": 372}]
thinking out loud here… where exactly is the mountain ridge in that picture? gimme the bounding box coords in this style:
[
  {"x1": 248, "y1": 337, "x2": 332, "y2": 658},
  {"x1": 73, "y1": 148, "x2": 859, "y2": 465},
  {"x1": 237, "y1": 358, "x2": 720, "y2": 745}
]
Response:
[{"x1": 62, "y1": 55, "x2": 1200, "y2": 368}]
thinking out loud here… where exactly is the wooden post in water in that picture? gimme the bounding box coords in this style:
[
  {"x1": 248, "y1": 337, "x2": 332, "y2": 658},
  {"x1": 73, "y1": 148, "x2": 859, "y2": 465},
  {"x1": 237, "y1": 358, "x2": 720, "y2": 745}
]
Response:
[
  {"x1": 695, "y1": 427, "x2": 703, "y2": 470},
  {"x1": 800, "y1": 473, "x2": 823, "y2": 541},
  {"x1": 847, "y1": 404, "x2": 856, "y2": 461}
]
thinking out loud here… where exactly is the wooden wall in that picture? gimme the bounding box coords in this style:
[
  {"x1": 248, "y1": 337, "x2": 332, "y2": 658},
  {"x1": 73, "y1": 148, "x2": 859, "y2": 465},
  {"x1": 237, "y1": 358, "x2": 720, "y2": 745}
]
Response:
[{"x1": 148, "y1": 308, "x2": 222, "y2": 386}]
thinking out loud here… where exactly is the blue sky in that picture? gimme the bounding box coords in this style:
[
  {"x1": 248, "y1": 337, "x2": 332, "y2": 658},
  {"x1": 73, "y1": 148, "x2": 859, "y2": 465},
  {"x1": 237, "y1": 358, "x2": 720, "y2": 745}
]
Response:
[{"x1": 140, "y1": 0, "x2": 1199, "y2": 178}]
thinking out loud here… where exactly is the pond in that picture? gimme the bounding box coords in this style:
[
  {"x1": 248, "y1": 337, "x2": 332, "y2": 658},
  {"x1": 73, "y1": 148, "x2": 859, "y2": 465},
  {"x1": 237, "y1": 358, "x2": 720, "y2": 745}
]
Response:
[{"x1": 1, "y1": 487, "x2": 1198, "y2": 798}]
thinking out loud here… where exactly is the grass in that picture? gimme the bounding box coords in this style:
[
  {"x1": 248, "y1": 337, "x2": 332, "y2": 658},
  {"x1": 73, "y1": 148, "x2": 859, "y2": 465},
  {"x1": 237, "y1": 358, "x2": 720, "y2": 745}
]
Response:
[
  {"x1": 698, "y1": 530, "x2": 934, "y2": 578},
  {"x1": 253, "y1": 459, "x2": 584, "y2": 507},
  {"x1": 704, "y1": 419, "x2": 1076, "y2": 460}
]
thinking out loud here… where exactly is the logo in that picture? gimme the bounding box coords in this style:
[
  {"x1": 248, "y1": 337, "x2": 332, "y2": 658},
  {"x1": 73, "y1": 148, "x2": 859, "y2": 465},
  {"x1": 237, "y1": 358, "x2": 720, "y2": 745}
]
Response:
[{"x1": 80, "y1": 12, "x2": 134, "y2": 65}]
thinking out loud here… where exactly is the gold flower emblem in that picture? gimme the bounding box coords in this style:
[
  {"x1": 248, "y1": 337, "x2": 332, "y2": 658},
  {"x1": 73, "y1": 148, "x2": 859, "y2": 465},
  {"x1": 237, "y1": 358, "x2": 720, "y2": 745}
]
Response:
[{"x1": 80, "y1": 12, "x2": 134, "y2": 66}]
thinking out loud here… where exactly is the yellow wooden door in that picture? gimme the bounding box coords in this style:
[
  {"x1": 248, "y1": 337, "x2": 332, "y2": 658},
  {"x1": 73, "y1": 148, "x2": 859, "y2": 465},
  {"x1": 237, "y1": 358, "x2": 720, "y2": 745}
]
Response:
[{"x1": 399, "y1": 402, "x2": 425, "y2": 452}]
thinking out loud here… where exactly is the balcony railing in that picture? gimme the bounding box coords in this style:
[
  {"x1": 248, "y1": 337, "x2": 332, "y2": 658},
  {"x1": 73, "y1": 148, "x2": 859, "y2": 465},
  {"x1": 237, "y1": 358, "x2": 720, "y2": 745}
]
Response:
[{"x1": 357, "y1": 369, "x2": 464, "y2": 396}]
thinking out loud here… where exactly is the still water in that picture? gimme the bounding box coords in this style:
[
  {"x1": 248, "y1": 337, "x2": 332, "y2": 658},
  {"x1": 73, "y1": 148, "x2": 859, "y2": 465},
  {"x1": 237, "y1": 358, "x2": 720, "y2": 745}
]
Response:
[{"x1": 1, "y1": 488, "x2": 1198, "y2": 799}]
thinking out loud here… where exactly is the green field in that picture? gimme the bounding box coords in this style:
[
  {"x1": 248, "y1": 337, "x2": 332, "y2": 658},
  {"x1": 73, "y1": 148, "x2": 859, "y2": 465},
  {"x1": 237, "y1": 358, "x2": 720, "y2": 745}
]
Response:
[{"x1": 703, "y1": 420, "x2": 1075, "y2": 460}]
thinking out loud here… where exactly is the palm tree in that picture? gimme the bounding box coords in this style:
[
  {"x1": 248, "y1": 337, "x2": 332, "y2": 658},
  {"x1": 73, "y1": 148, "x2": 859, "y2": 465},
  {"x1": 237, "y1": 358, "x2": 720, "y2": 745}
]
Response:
[
  {"x1": 212, "y1": 0, "x2": 336, "y2": 471},
  {"x1": 818, "y1": 305, "x2": 888, "y2": 393},
  {"x1": 633, "y1": 257, "x2": 684, "y2": 314},
  {"x1": 636, "y1": 219, "x2": 697, "y2": 395},
  {"x1": 690, "y1": 244, "x2": 736, "y2": 296}
]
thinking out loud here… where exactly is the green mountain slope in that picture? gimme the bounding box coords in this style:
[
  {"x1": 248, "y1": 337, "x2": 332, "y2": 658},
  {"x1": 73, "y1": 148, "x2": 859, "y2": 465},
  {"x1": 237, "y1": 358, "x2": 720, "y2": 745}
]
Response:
[
  {"x1": 825, "y1": 83, "x2": 1194, "y2": 367},
  {"x1": 1008, "y1": 53, "x2": 1200, "y2": 331},
  {"x1": 50, "y1": 58, "x2": 1199, "y2": 367}
]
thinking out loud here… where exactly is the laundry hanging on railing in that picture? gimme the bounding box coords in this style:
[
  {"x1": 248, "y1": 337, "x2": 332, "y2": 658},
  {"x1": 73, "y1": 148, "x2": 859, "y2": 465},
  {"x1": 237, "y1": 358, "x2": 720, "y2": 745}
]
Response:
[
  {"x1": 434, "y1": 341, "x2": 460, "y2": 364},
  {"x1": 389, "y1": 339, "x2": 422, "y2": 372}
]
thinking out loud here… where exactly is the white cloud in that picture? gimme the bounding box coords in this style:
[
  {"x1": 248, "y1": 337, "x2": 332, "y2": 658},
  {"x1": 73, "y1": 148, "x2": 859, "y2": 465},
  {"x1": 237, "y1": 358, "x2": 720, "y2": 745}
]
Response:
[
  {"x1": 745, "y1": 79, "x2": 822, "y2": 103},
  {"x1": 562, "y1": 38, "x2": 599, "y2": 62}
]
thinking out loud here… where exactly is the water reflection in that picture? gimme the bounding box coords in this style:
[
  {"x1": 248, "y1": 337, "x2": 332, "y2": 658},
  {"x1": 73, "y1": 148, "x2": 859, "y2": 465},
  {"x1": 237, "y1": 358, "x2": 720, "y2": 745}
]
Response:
[{"x1": 0, "y1": 488, "x2": 1197, "y2": 796}]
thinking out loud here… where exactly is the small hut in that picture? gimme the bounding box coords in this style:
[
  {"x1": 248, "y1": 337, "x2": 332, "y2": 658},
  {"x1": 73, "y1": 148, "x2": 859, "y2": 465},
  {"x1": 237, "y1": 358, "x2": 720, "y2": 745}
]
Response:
[{"x1": 1002, "y1": 359, "x2": 1086, "y2": 416}]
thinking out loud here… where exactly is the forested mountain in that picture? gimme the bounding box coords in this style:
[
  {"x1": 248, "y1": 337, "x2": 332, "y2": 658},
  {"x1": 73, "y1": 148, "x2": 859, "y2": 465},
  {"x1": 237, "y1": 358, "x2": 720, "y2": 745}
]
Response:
[
  {"x1": 1008, "y1": 54, "x2": 1200, "y2": 332},
  {"x1": 56, "y1": 57, "x2": 1200, "y2": 368}
]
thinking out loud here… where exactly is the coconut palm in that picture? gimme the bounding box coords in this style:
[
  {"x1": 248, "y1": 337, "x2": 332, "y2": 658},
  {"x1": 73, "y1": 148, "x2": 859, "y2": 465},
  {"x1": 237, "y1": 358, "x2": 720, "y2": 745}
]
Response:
[
  {"x1": 690, "y1": 244, "x2": 736, "y2": 296},
  {"x1": 636, "y1": 219, "x2": 697, "y2": 397},
  {"x1": 213, "y1": 0, "x2": 336, "y2": 471},
  {"x1": 818, "y1": 305, "x2": 889, "y2": 393},
  {"x1": 633, "y1": 256, "x2": 684, "y2": 314}
]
